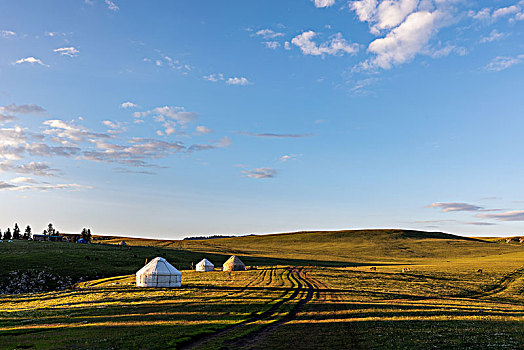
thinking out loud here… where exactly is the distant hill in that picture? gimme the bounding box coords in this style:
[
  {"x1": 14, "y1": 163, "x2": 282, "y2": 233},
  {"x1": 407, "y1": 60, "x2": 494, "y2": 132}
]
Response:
[{"x1": 101, "y1": 229, "x2": 523, "y2": 264}]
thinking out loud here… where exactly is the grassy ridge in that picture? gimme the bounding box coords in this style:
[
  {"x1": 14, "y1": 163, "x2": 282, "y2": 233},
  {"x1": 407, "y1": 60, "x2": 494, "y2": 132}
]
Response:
[
  {"x1": 2, "y1": 229, "x2": 523, "y2": 292},
  {"x1": 104, "y1": 229, "x2": 524, "y2": 264}
]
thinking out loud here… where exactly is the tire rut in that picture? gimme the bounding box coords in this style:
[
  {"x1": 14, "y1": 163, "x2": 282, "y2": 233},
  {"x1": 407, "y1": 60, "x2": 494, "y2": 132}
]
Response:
[
  {"x1": 468, "y1": 267, "x2": 524, "y2": 299},
  {"x1": 179, "y1": 267, "x2": 312, "y2": 350},
  {"x1": 223, "y1": 267, "x2": 317, "y2": 350}
]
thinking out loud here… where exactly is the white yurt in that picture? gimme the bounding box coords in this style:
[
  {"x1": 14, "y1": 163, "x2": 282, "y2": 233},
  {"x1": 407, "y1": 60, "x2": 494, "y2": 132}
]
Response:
[
  {"x1": 136, "y1": 257, "x2": 181, "y2": 287},
  {"x1": 196, "y1": 258, "x2": 214, "y2": 272}
]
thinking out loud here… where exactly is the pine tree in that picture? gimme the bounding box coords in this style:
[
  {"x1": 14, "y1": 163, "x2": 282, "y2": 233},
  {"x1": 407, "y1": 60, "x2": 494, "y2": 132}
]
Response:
[
  {"x1": 47, "y1": 223, "x2": 55, "y2": 236},
  {"x1": 23, "y1": 225, "x2": 32, "y2": 240},
  {"x1": 13, "y1": 223, "x2": 20, "y2": 240},
  {"x1": 81, "y1": 228, "x2": 87, "y2": 241},
  {"x1": 4, "y1": 228, "x2": 12, "y2": 240},
  {"x1": 87, "y1": 229, "x2": 92, "y2": 242}
]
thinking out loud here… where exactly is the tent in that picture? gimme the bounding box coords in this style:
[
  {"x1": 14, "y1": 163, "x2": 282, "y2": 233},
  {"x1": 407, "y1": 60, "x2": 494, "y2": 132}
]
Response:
[
  {"x1": 196, "y1": 258, "x2": 214, "y2": 272},
  {"x1": 223, "y1": 255, "x2": 245, "y2": 271},
  {"x1": 136, "y1": 257, "x2": 181, "y2": 287},
  {"x1": 118, "y1": 241, "x2": 127, "y2": 246}
]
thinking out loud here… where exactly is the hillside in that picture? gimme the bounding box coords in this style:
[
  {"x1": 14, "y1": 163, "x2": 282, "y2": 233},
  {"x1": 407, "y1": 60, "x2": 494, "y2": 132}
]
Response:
[
  {"x1": 103, "y1": 229, "x2": 524, "y2": 264},
  {"x1": 2, "y1": 229, "x2": 523, "y2": 294}
]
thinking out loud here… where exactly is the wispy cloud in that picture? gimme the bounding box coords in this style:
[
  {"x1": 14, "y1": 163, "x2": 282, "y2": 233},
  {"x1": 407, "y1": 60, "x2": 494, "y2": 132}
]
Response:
[
  {"x1": 203, "y1": 74, "x2": 252, "y2": 86},
  {"x1": 254, "y1": 29, "x2": 284, "y2": 39},
  {"x1": 133, "y1": 106, "x2": 198, "y2": 136},
  {"x1": 279, "y1": 154, "x2": 301, "y2": 162},
  {"x1": 14, "y1": 57, "x2": 49, "y2": 68},
  {"x1": 54, "y1": 47, "x2": 79, "y2": 57},
  {"x1": 427, "y1": 202, "x2": 484, "y2": 212},
  {"x1": 485, "y1": 55, "x2": 524, "y2": 72},
  {"x1": 263, "y1": 41, "x2": 280, "y2": 49},
  {"x1": 0, "y1": 114, "x2": 17, "y2": 124},
  {"x1": 196, "y1": 126, "x2": 213, "y2": 134},
  {"x1": 466, "y1": 222, "x2": 497, "y2": 226},
  {"x1": 113, "y1": 167, "x2": 156, "y2": 175},
  {"x1": 0, "y1": 103, "x2": 46, "y2": 115},
  {"x1": 238, "y1": 131, "x2": 313, "y2": 138},
  {"x1": 477, "y1": 210, "x2": 524, "y2": 222},
  {"x1": 480, "y1": 29, "x2": 507, "y2": 43},
  {"x1": 0, "y1": 161, "x2": 61, "y2": 177},
  {"x1": 469, "y1": 4, "x2": 524, "y2": 22},
  {"x1": 0, "y1": 176, "x2": 92, "y2": 192},
  {"x1": 203, "y1": 73, "x2": 224, "y2": 82},
  {"x1": 241, "y1": 167, "x2": 277, "y2": 179},
  {"x1": 105, "y1": 0, "x2": 119, "y2": 11},
  {"x1": 1, "y1": 30, "x2": 16, "y2": 38}
]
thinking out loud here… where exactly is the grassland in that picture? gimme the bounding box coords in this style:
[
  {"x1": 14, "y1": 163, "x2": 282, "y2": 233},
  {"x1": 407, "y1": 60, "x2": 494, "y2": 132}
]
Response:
[{"x1": 1, "y1": 229, "x2": 524, "y2": 349}]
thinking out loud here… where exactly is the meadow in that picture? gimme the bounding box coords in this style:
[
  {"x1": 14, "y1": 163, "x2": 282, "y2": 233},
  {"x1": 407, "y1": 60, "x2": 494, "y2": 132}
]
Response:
[{"x1": 1, "y1": 230, "x2": 524, "y2": 349}]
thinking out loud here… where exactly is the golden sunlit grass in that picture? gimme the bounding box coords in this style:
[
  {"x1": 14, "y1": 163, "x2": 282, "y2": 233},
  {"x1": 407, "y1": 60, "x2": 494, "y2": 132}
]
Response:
[{"x1": 2, "y1": 230, "x2": 524, "y2": 349}]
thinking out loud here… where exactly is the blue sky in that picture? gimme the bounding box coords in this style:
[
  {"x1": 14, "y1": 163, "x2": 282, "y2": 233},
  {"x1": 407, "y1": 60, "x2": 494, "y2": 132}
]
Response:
[{"x1": 0, "y1": 0, "x2": 523, "y2": 238}]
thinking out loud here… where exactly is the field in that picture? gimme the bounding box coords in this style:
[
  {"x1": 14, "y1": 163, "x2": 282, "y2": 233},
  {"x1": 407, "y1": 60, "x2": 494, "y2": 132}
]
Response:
[{"x1": 1, "y1": 230, "x2": 524, "y2": 349}]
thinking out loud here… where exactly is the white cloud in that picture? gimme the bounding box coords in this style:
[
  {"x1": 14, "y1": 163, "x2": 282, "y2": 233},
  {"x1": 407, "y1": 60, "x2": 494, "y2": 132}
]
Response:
[
  {"x1": 364, "y1": 11, "x2": 442, "y2": 69},
  {"x1": 291, "y1": 31, "x2": 359, "y2": 57},
  {"x1": 0, "y1": 181, "x2": 93, "y2": 192},
  {"x1": 0, "y1": 103, "x2": 46, "y2": 115},
  {"x1": 105, "y1": 0, "x2": 119, "y2": 11},
  {"x1": 134, "y1": 106, "x2": 199, "y2": 135},
  {"x1": 469, "y1": 5, "x2": 524, "y2": 22},
  {"x1": 203, "y1": 73, "x2": 224, "y2": 82},
  {"x1": 196, "y1": 126, "x2": 213, "y2": 134},
  {"x1": 279, "y1": 154, "x2": 301, "y2": 162},
  {"x1": 263, "y1": 41, "x2": 280, "y2": 49},
  {"x1": 480, "y1": 29, "x2": 507, "y2": 43},
  {"x1": 351, "y1": 0, "x2": 378, "y2": 22},
  {"x1": 367, "y1": 0, "x2": 418, "y2": 34},
  {"x1": 14, "y1": 57, "x2": 49, "y2": 68},
  {"x1": 485, "y1": 55, "x2": 524, "y2": 72},
  {"x1": 0, "y1": 161, "x2": 60, "y2": 177},
  {"x1": 11, "y1": 177, "x2": 37, "y2": 184},
  {"x1": 226, "y1": 77, "x2": 252, "y2": 86},
  {"x1": 254, "y1": 29, "x2": 284, "y2": 39},
  {"x1": 469, "y1": 8, "x2": 491, "y2": 21},
  {"x1": 429, "y1": 44, "x2": 467, "y2": 58},
  {"x1": 492, "y1": 5, "x2": 519, "y2": 19},
  {"x1": 1, "y1": 30, "x2": 16, "y2": 38},
  {"x1": 204, "y1": 74, "x2": 252, "y2": 86},
  {"x1": 54, "y1": 47, "x2": 79, "y2": 57},
  {"x1": 241, "y1": 167, "x2": 277, "y2": 179},
  {"x1": 0, "y1": 114, "x2": 16, "y2": 124},
  {"x1": 313, "y1": 0, "x2": 335, "y2": 8},
  {"x1": 121, "y1": 101, "x2": 138, "y2": 109}
]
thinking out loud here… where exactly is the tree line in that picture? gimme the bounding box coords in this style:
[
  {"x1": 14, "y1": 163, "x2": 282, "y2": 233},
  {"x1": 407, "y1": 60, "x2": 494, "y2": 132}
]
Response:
[{"x1": 0, "y1": 223, "x2": 92, "y2": 242}]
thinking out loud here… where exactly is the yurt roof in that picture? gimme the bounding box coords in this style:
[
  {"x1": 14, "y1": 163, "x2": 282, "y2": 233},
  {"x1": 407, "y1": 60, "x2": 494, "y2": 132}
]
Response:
[
  {"x1": 224, "y1": 255, "x2": 245, "y2": 266},
  {"x1": 136, "y1": 257, "x2": 181, "y2": 276},
  {"x1": 197, "y1": 258, "x2": 214, "y2": 266}
]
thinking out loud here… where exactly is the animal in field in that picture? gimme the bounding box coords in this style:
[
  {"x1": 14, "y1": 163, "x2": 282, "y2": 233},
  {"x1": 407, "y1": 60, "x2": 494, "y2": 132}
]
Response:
[
  {"x1": 401, "y1": 268, "x2": 411, "y2": 273},
  {"x1": 370, "y1": 267, "x2": 376, "y2": 271},
  {"x1": 477, "y1": 268, "x2": 483, "y2": 273}
]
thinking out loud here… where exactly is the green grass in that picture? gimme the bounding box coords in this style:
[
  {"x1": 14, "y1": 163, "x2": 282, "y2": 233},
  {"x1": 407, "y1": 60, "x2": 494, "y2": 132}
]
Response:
[
  {"x1": 2, "y1": 229, "x2": 524, "y2": 349},
  {"x1": 101, "y1": 229, "x2": 524, "y2": 265}
]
